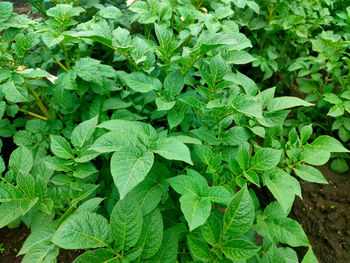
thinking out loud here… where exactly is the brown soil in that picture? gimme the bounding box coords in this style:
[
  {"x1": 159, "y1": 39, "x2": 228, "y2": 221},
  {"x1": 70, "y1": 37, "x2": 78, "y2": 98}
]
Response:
[
  {"x1": 292, "y1": 165, "x2": 350, "y2": 263},
  {"x1": 8, "y1": 0, "x2": 32, "y2": 15},
  {"x1": 0, "y1": 224, "x2": 83, "y2": 263}
]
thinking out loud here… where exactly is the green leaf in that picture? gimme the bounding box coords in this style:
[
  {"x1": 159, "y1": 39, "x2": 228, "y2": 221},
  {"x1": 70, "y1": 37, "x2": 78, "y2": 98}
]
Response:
[
  {"x1": 111, "y1": 146, "x2": 154, "y2": 199},
  {"x1": 0, "y1": 2, "x2": 13, "y2": 22},
  {"x1": 223, "y1": 185, "x2": 254, "y2": 238},
  {"x1": 330, "y1": 159, "x2": 349, "y2": 174},
  {"x1": 110, "y1": 197, "x2": 143, "y2": 250},
  {"x1": 9, "y1": 146, "x2": 33, "y2": 175},
  {"x1": 2, "y1": 80, "x2": 29, "y2": 103},
  {"x1": 202, "y1": 186, "x2": 232, "y2": 205},
  {"x1": 300, "y1": 146, "x2": 330, "y2": 166},
  {"x1": 180, "y1": 193, "x2": 211, "y2": 231},
  {"x1": 18, "y1": 227, "x2": 55, "y2": 255},
  {"x1": 264, "y1": 169, "x2": 301, "y2": 214},
  {"x1": 90, "y1": 131, "x2": 140, "y2": 153},
  {"x1": 302, "y1": 248, "x2": 318, "y2": 263},
  {"x1": 224, "y1": 51, "x2": 256, "y2": 64},
  {"x1": 0, "y1": 201, "x2": 22, "y2": 228},
  {"x1": 155, "y1": 97, "x2": 176, "y2": 111},
  {"x1": 267, "y1": 97, "x2": 313, "y2": 112},
  {"x1": 310, "y1": 135, "x2": 349, "y2": 153},
  {"x1": 0, "y1": 183, "x2": 22, "y2": 202},
  {"x1": 21, "y1": 241, "x2": 59, "y2": 263},
  {"x1": 71, "y1": 115, "x2": 98, "y2": 149},
  {"x1": 187, "y1": 230, "x2": 211, "y2": 261},
  {"x1": 221, "y1": 239, "x2": 260, "y2": 260},
  {"x1": 251, "y1": 148, "x2": 282, "y2": 171},
  {"x1": 154, "y1": 137, "x2": 193, "y2": 164},
  {"x1": 0, "y1": 156, "x2": 5, "y2": 174},
  {"x1": 268, "y1": 217, "x2": 309, "y2": 247},
  {"x1": 221, "y1": 127, "x2": 250, "y2": 146},
  {"x1": 73, "y1": 249, "x2": 117, "y2": 263},
  {"x1": 260, "y1": 245, "x2": 286, "y2": 263},
  {"x1": 99, "y1": 6, "x2": 122, "y2": 20},
  {"x1": 300, "y1": 124, "x2": 313, "y2": 144},
  {"x1": 146, "y1": 228, "x2": 178, "y2": 263},
  {"x1": 123, "y1": 72, "x2": 162, "y2": 93},
  {"x1": 200, "y1": 212, "x2": 222, "y2": 246},
  {"x1": 50, "y1": 135, "x2": 74, "y2": 159},
  {"x1": 46, "y1": 4, "x2": 85, "y2": 21},
  {"x1": 17, "y1": 173, "x2": 35, "y2": 197},
  {"x1": 52, "y1": 212, "x2": 113, "y2": 249},
  {"x1": 168, "y1": 175, "x2": 202, "y2": 195},
  {"x1": 136, "y1": 208, "x2": 163, "y2": 259},
  {"x1": 76, "y1": 198, "x2": 104, "y2": 213},
  {"x1": 127, "y1": 177, "x2": 163, "y2": 216},
  {"x1": 164, "y1": 70, "x2": 184, "y2": 97},
  {"x1": 293, "y1": 164, "x2": 327, "y2": 184}
]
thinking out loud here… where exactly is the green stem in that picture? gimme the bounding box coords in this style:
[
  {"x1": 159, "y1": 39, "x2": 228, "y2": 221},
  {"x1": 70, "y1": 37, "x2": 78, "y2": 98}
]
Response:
[{"x1": 18, "y1": 108, "x2": 48, "y2": 121}]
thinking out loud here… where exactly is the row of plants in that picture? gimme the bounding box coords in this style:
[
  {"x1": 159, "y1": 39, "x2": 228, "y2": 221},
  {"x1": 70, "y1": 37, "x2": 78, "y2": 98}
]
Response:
[{"x1": 0, "y1": 0, "x2": 348, "y2": 262}]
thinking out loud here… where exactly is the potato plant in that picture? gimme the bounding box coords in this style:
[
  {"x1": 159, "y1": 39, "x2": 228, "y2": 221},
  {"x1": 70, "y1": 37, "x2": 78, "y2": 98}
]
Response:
[{"x1": 0, "y1": 1, "x2": 348, "y2": 263}]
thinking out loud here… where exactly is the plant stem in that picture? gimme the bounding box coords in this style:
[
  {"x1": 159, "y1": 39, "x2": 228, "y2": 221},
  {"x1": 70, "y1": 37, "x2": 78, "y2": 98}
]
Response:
[
  {"x1": 18, "y1": 108, "x2": 48, "y2": 121},
  {"x1": 29, "y1": 88, "x2": 51, "y2": 119}
]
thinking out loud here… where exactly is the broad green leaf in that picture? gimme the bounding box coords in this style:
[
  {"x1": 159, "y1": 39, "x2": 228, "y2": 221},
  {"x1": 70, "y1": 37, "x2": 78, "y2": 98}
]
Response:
[
  {"x1": 310, "y1": 135, "x2": 349, "y2": 153},
  {"x1": 97, "y1": 119, "x2": 156, "y2": 146},
  {"x1": 52, "y1": 212, "x2": 113, "y2": 249},
  {"x1": 268, "y1": 217, "x2": 309, "y2": 247},
  {"x1": 0, "y1": 2, "x2": 13, "y2": 22},
  {"x1": 123, "y1": 72, "x2": 162, "y2": 93},
  {"x1": 0, "y1": 156, "x2": 5, "y2": 174},
  {"x1": 221, "y1": 127, "x2": 250, "y2": 146},
  {"x1": 136, "y1": 208, "x2": 163, "y2": 259},
  {"x1": 46, "y1": 4, "x2": 84, "y2": 21},
  {"x1": 238, "y1": 146, "x2": 250, "y2": 170},
  {"x1": 202, "y1": 186, "x2": 232, "y2": 205},
  {"x1": 267, "y1": 97, "x2": 313, "y2": 112},
  {"x1": 264, "y1": 169, "x2": 301, "y2": 214},
  {"x1": 200, "y1": 212, "x2": 222, "y2": 246},
  {"x1": 223, "y1": 185, "x2": 254, "y2": 238},
  {"x1": 187, "y1": 230, "x2": 211, "y2": 261},
  {"x1": 164, "y1": 70, "x2": 184, "y2": 97},
  {"x1": 146, "y1": 228, "x2": 178, "y2": 263},
  {"x1": 180, "y1": 193, "x2": 211, "y2": 231},
  {"x1": 76, "y1": 198, "x2": 105, "y2": 213},
  {"x1": 99, "y1": 6, "x2": 122, "y2": 19},
  {"x1": 9, "y1": 146, "x2": 33, "y2": 175},
  {"x1": 17, "y1": 173, "x2": 35, "y2": 197},
  {"x1": 155, "y1": 97, "x2": 176, "y2": 111},
  {"x1": 71, "y1": 115, "x2": 98, "y2": 149},
  {"x1": 251, "y1": 148, "x2": 282, "y2": 171},
  {"x1": 2, "y1": 80, "x2": 29, "y2": 103},
  {"x1": 110, "y1": 197, "x2": 143, "y2": 250},
  {"x1": 243, "y1": 170, "x2": 260, "y2": 187},
  {"x1": 293, "y1": 165, "x2": 327, "y2": 184},
  {"x1": 111, "y1": 146, "x2": 154, "y2": 199},
  {"x1": 0, "y1": 183, "x2": 22, "y2": 202},
  {"x1": 280, "y1": 247, "x2": 299, "y2": 263},
  {"x1": 300, "y1": 124, "x2": 313, "y2": 144},
  {"x1": 300, "y1": 147, "x2": 330, "y2": 166},
  {"x1": 73, "y1": 163, "x2": 98, "y2": 178},
  {"x1": 0, "y1": 201, "x2": 22, "y2": 228},
  {"x1": 221, "y1": 239, "x2": 260, "y2": 260},
  {"x1": 73, "y1": 249, "x2": 117, "y2": 263},
  {"x1": 127, "y1": 177, "x2": 163, "y2": 216},
  {"x1": 18, "y1": 227, "x2": 55, "y2": 255},
  {"x1": 260, "y1": 245, "x2": 286, "y2": 263},
  {"x1": 154, "y1": 137, "x2": 193, "y2": 164},
  {"x1": 90, "y1": 131, "x2": 140, "y2": 153},
  {"x1": 168, "y1": 175, "x2": 201, "y2": 195},
  {"x1": 224, "y1": 50, "x2": 256, "y2": 64},
  {"x1": 302, "y1": 248, "x2": 318, "y2": 263},
  {"x1": 21, "y1": 241, "x2": 59, "y2": 263},
  {"x1": 50, "y1": 135, "x2": 74, "y2": 159}
]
